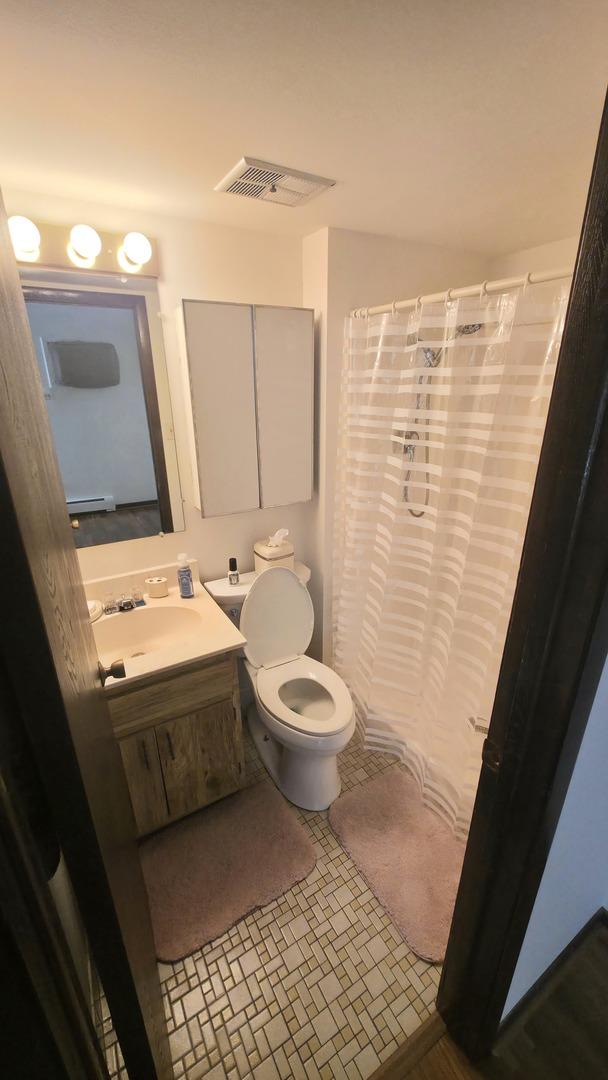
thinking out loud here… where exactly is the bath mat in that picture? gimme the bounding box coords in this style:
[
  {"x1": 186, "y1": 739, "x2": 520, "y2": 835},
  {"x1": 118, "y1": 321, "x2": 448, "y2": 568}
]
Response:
[
  {"x1": 140, "y1": 781, "x2": 316, "y2": 961},
  {"x1": 329, "y1": 766, "x2": 465, "y2": 963}
]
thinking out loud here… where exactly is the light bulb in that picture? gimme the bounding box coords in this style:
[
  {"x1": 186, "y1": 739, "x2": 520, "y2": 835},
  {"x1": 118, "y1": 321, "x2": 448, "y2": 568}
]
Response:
[
  {"x1": 123, "y1": 231, "x2": 152, "y2": 266},
  {"x1": 68, "y1": 224, "x2": 102, "y2": 267},
  {"x1": 117, "y1": 231, "x2": 151, "y2": 273},
  {"x1": 8, "y1": 215, "x2": 40, "y2": 261}
]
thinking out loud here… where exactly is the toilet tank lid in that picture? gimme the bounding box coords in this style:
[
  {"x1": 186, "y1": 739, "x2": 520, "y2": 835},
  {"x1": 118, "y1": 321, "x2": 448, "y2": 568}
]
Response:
[
  {"x1": 240, "y1": 566, "x2": 314, "y2": 668},
  {"x1": 204, "y1": 569, "x2": 257, "y2": 604},
  {"x1": 204, "y1": 561, "x2": 311, "y2": 604}
]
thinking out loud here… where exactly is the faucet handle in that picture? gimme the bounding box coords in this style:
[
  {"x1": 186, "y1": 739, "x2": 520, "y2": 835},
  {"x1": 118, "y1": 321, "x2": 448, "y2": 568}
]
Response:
[{"x1": 98, "y1": 659, "x2": 126, "y2": 686}]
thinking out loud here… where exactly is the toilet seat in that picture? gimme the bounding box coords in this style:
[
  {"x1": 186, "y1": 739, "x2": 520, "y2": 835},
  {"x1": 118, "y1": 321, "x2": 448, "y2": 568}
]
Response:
[
  {"x1": 240, "y1": 566, "x2": 314, "y2": 669},
  {"x1": 256, "y1": 656, "x2": 353, "y2": 738}
]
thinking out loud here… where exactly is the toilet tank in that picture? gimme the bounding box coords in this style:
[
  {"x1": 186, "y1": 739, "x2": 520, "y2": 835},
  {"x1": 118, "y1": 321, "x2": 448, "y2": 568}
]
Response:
[{"x1": 204, "y1": 562, "x2": 311, "y2": 626}]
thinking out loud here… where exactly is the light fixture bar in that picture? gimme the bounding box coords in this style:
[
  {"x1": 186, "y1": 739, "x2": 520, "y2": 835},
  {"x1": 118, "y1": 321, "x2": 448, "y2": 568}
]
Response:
[{"x1": 8, "y1": 219, "x2": 159, "y2": 277}]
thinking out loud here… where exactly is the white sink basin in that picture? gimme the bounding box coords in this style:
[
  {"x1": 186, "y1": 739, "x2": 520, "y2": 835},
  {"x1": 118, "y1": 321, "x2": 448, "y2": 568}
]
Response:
[
  {"x1": 93, "y1": 605, "x2": 204, "y2": 664},
  {"x1": 89, "y1": 584, "x2": 246, "y2": 685}
]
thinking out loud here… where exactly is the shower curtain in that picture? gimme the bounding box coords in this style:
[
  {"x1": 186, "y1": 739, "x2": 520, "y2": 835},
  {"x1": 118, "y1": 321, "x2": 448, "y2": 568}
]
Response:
[{"x1": 332, "y1": 280, "x2": 569, "y2": 835}]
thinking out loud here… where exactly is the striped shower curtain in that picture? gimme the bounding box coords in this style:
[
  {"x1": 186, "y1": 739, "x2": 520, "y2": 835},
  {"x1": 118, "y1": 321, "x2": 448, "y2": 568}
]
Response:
[{"x1": 332, "y1": 280, "x2": 569, "y2": 834}]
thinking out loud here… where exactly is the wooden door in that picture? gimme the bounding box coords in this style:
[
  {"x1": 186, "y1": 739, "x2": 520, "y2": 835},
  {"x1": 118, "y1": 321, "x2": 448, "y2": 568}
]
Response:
[
  {"x1": 118, "y1": 731, "x2": 169, "y2": 836},
  {"x1": 0, "y1": 191, "x2": 171, "y2": 1079},
  {"x1": 157, "y1": 700, "x2": 243, "y2": 819}
]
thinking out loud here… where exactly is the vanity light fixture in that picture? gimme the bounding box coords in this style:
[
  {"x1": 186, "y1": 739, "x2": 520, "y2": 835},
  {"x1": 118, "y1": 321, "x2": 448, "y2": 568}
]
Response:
[
  {"x1": 8, "y1": 215, "x2": 41, "y2": 261},
  {"x1": 117, "y1": 231, "x2": 152, "y2": 273},
  {"x1": 67, "y1": 224, "x2": 102, "y2": 268}
]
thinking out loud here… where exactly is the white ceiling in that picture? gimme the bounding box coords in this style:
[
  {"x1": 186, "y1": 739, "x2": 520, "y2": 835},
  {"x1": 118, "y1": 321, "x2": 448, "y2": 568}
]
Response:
[{"x1": 1, "y1": 0, "x2": 607, "y2": 255}]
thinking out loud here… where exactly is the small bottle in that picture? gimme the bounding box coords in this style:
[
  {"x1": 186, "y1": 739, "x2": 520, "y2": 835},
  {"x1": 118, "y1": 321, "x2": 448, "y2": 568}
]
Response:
[
  {"x1": 228, "y1": 557, "x2": 240, "y2": 585},
  {"x1": 177, "y1": 553, "x2": 194, "y2": 599}
]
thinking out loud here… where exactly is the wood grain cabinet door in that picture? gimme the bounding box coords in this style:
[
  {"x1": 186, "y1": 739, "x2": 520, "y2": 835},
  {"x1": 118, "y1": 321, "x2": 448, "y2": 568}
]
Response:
[
  {"x1": 156, "y1": 699, "x2": 243, "y2": 820},
  {"x1": 118, "y1": 730, "x2": 169, "y2": 836}
]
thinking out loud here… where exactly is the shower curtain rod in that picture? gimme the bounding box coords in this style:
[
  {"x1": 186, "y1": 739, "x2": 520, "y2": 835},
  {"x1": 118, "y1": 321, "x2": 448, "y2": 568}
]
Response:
[{"x1": 350, "y1": 265, "x2": 573, "y2": 318}]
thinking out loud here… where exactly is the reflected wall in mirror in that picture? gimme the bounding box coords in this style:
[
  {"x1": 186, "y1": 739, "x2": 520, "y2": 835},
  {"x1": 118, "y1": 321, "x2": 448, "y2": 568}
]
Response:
[{"x1": 23, "y1": 286, "x2": 182, "y2": 548}]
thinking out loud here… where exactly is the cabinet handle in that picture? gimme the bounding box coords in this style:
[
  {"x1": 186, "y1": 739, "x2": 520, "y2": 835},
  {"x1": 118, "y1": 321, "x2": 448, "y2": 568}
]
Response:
[
  {"x1": 166, "y1": 732, "x2": 175, "y2": 760},
  {"x1": 140, "y1": 739, "x2": 150, "y2": 771}
]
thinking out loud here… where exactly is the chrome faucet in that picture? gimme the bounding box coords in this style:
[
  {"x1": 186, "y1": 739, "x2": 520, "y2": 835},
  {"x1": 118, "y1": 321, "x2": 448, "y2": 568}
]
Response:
[{"x1": 103, "y1": 593, "x2": 136, "y2": 614}]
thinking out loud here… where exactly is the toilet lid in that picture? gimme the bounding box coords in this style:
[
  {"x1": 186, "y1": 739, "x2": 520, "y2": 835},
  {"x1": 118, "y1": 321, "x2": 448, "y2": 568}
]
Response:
[{"x1": 240, "y1": 567, "x2": 314, "y2": 669}]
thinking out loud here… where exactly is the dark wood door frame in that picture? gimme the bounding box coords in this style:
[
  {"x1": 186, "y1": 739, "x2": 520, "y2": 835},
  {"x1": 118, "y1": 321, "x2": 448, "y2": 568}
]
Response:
[
  {"x1": 0, "y1": 658, "x2": 108, "y2": 1079},
  {"x1": 437, "y1": 87, "x2": 608, "y2": 1058},
  {"x1": 22, "y1": 285, "x2": 174, "y2": 534},
  {"x1": 0, "y1": 195, "x2": 171, "y2": 1078}
]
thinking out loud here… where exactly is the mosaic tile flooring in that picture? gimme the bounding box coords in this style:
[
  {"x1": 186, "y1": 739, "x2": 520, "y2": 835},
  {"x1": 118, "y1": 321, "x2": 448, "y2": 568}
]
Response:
[{"x1": 104, "y1": 732, "x2": 441, "y2": 1080}]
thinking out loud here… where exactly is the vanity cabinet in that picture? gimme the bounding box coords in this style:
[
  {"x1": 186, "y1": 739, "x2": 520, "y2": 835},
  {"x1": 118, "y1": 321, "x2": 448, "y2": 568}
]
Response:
[
  {"x1": 156, "y1": 700, "x2": 242, "y2": 820},
  {"x1": 118, "y1": 730, "x2": 168, "y2": 836},
  {"x1": 108, "y1": 653, "x2": 243, "y2": 837},
  {"x1": 179, "y1": 299, "x2": 314, "y2": 517}
]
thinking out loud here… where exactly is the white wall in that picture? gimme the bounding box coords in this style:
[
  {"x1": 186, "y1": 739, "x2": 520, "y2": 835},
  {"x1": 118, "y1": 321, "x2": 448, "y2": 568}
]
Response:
[
  {"x1": 503, "y1": 656, "x2": 608, "y2": 1016},
  {"x1": 8, "y1": 186, "x2": 578, "y2": 663},
  {"x1": 6, "y1": 190, "x2": 492, "y2": 653},
  {"x1": 488, "y1": 235, "x2": 579, "y2": 279},
  {"x1": 4, "y1": 189, "x2": 315, "y2": 593},
  {"x1": 26, "y1": 300, "x2": 157, "y2": 506},
  {"x1": 304, "y1": 227, "x2": 492, "y2": 660}
]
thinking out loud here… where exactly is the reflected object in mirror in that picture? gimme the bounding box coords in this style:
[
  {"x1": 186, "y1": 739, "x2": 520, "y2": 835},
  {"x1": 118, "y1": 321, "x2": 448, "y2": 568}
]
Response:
[
  {"x1": 22, "y1": 284, "x2": 182, "y2": 548},
  {"x1": 47, "y1": 340, "x2": 120, "y2": 388}
]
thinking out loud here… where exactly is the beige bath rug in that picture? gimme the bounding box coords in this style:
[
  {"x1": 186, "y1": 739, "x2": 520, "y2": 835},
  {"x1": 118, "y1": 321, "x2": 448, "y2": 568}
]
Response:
[
  {"x1": 329, "y1": 766, "x2": 465, "y2": 963},
  {"x1": 140, "y1": 781, "x2": 316, "y2": 961}
]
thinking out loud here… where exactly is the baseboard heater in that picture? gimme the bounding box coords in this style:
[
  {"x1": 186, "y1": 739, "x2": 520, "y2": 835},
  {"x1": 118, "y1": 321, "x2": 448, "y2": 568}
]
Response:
[{"x1": 67, "y1": 496, "x2": 116, "y2": 514}]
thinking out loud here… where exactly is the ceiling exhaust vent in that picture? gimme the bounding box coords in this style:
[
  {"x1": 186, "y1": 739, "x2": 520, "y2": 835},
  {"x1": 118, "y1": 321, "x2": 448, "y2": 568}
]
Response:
[{"x1": 215, "y1": 157, "x2": 335, "y2": 207}]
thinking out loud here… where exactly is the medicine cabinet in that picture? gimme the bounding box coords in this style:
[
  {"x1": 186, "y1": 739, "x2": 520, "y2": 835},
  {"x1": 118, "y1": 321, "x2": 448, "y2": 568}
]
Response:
[{"x1": 179, "y1": 300, "x2": 314, "y2": 517}]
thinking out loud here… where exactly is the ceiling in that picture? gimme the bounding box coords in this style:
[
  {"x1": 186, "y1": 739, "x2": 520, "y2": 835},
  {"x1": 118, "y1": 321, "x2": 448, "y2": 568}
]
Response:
[{"x1": 1, "y1": 0, "x2": 607, "y2": 255}]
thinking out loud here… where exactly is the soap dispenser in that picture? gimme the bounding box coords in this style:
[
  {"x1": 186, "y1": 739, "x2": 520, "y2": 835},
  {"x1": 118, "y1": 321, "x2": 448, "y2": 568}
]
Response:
[{"x1": 177, "y1": 553, "x2": 194, "y2": 599}]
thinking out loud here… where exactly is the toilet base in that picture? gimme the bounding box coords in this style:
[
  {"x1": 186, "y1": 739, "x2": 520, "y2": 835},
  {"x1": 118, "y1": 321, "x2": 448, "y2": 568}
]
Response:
[{"x1": 247, "y1": 704, "x2": 342, "y2": 812}]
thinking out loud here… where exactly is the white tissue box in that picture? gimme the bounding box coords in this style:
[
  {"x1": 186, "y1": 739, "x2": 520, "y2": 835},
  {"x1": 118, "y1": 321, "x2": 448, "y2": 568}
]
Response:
[{"x1": 254, "y1": 536, "x2": 295, "y2": 573}]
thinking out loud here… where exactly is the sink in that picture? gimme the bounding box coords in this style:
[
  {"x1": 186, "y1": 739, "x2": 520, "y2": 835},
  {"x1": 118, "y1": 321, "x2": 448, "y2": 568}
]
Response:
[
  {"x1": 93, "y1": 605, "x2": 204, "y2": 665},
  {"x1": 87, "y1": 580, "x2": 246, "y2": 685}
]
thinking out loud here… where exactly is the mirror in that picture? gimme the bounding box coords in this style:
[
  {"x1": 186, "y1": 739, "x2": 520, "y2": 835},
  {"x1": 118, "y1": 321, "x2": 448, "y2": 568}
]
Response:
[{"x1": 23, "y1": 284, "x2": 183, "y2": 548}]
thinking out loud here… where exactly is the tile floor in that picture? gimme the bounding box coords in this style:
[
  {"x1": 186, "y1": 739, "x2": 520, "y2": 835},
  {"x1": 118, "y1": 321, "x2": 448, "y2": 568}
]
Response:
[{"x1": 104, "y1": 733, "x2": 440, "y2": 1080}]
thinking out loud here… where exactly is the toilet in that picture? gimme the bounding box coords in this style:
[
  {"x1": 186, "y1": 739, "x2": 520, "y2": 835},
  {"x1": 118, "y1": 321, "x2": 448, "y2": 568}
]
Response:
[{"x1": 206, "y1": 565, "x2": 355, "y2": 811}]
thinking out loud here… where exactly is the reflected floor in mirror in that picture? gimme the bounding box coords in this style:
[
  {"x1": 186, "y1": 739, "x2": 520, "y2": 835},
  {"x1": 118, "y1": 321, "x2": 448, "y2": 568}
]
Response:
[
  {"x1": 103, "y1": 732, "x2": 441, "y2": 1080},
  {"x1": 70, "y1": 502, "x2": 161, "y2": 547}
]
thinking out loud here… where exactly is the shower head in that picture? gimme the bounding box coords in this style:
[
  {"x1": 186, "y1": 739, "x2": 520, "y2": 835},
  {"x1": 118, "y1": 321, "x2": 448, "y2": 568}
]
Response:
[{"x1": 418, "y1": 323, "x2": 481, "y2": 370}]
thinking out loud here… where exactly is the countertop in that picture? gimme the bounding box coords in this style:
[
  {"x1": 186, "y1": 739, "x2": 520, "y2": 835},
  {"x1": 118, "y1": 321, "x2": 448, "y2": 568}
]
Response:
[{"x1": 95, "y1": 583, "x2": 246, "y2": 689}]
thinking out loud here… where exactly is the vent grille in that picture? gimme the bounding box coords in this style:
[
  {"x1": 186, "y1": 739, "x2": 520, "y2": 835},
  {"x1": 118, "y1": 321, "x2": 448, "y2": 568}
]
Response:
[
  {"x1": 227, "y1": 180, "x2": 266, "y2": 199},
  {"x1": 240, "y1": 165, "x2": 284, "y2": 186},
  {"x1": 215, "y1": 157, "x2": 335, "y2": 207}
]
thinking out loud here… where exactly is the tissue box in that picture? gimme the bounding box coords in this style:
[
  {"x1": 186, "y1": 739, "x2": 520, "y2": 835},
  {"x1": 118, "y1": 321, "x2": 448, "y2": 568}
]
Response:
[{"x1": 254, "y1": 536, "x2": 295, "y2": 573}]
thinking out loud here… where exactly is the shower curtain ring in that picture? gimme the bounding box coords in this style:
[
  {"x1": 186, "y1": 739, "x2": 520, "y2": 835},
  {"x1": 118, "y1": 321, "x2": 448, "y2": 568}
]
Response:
[
  {"x1": 446, "y1": 287, "x2": 455, "y2": 303},
  {"x1": 480, "y1": 280, "x2": 489, "y2": 299},
  {"x1": 391, "y1": 299, "x2": 397, "y2": 318},
  {"x1": 523, "y1": 271, "x2": 533, "y2": 291}
]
